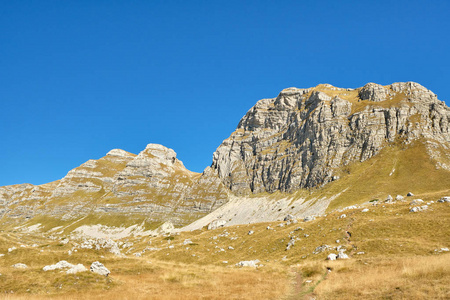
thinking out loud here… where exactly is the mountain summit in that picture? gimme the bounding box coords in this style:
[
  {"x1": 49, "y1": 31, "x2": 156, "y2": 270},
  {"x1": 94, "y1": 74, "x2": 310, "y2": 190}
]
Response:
[{"x1": 211, "y1": 82, "x2": 449, "y2": 194}]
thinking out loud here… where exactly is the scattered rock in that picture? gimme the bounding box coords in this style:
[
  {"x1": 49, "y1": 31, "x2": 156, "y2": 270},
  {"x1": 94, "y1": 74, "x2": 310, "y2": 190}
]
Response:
[
  {"x1": 207, "y1": 219, "x2": 227, "y2": 230},
  {"x1": 283, "y1": 214, "x2": 294, "y2": 221},
  {"x1": 361, "y1": 208, "x2": 369, "y2": 212},
  {"x1": 385, "y1": 195, "x2": 394, "y2": 203},
  {"x1": 11, "y1": 263, "x2": 28, "y2": 269},
  {"x1": 183, "y1": 239, "x2": 193, "y2": 245},
  {"x1": 337, "y1": 251, "x2": 349, "y2": 259},
  {"x1": 410, "y1": 199, "x2": 424, "y2": 205},
  {"x1": 438, "y1": 197, "x2": 450, "y2": 203},
  {"x1": 304, "y1": 216, "x2": 315, "y2": 222},
  {"x1": 286, "y1": 239, "x2": 295, "y2": 251},
  {"x1": 410, "y1": 205, "x2": 428, "y2": 213},
  {"x1": 66, "y1": 264, "x2": 87, "y2": 274},
  {"x1": 8, "y1": 247, "x2": 16, "y2": 253},
  {"x1": 396, "y1": 195, "x2": 404, "y2": 201},
  {"x1": 248, "y1": 230, "x2": 254, "y2": 235},
  {"x1": 90, "y1": 261, "x2": 110, "y2": 276},
  {"x1": 236, "y1": 259, "x2": 260, "y2": 267},
  {"x1": 327, "y1": 253, "x2": 337, "y2": 260},
  {"x1": 43, "y1": 261, "x2": 74, "y2": 271},
  {"x1": 313, "y1": 245, "x2": 331, "y2": 254}
]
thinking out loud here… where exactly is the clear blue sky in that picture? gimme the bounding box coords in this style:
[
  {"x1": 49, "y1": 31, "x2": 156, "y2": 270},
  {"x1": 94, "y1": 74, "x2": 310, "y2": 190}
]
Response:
[{"x1": 1, "y1": 0, "x2": 449, "y2": 186}]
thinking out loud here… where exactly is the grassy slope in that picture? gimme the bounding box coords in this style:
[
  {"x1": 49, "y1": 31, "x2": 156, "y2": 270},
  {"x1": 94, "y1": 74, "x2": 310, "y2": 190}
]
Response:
[{"x1": 1, "y1": 196, "x2": 449, "y2": 299}]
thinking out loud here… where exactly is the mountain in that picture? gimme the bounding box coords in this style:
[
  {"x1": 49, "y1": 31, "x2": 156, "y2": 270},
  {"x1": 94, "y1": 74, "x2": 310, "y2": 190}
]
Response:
[
  {"x1": 1, "y1": 82, "x2": 449, "y2": 234},
  {"x1": 211, "y1": 82, "x2": 450, "y2": 194},
  {"x1": 0, "y1": 144, "x2": 228, "y2": 230}
]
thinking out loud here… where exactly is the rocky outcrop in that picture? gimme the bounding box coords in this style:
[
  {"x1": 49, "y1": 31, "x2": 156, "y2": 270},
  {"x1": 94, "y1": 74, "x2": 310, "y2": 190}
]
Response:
[
  {"x1": 211, "y1": 82, "x2": 450, "y2": 194},
  {"x1": 0, "y1": 144, "x2": 228, "y2": 227}
]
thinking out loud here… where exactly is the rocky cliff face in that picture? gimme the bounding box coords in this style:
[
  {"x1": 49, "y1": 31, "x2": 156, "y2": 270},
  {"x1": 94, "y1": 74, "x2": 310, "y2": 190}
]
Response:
[
  {"x1": 211, "y1": 82, "x2": 450, "y2": 194},
  {"x1": 0, "y1": 144, "x2": 228, "y2": 227}
]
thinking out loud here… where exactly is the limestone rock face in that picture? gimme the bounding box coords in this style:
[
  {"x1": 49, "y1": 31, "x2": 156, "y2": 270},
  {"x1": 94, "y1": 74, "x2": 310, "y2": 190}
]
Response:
[
  {"x1": 0, "y1": 144, "x2": 228, "y2": 227},
  {"x1": 211, "y1": 82, "x2": 450, "y2": 194},
  {"x1": 359, "y1": 83, "x2": 388, "y2": 102}
]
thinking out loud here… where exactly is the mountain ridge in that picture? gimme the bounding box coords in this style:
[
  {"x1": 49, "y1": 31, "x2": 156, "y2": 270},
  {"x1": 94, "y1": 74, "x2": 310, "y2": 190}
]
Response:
[{"x1": 1, "y1": 81, "x2": 449, "y2": 234}]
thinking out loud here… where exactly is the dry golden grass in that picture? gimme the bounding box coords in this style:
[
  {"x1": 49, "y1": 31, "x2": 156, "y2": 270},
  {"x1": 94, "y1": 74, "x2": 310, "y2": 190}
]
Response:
[{"x1": 314, "y1": 254, "x2": 450, "y2": 299}]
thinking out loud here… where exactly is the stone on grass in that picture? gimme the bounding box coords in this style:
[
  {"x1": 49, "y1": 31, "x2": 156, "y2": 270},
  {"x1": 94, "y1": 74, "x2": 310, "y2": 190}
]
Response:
[
  {"x1": 236, "y1": 259, "x2": 260, "y2": 267},
  {"x1": 396, "y1": 195, "x2": 404, "y2": 201},
  {"x1": 12, "y1": 263, "x2": 28, "y2": 269},
  {"x1": 337, "y1": 251, "x2": 349, "y2": 259},
  {"x1": 361, "y1": 208, "x2": 369, "y2": 212},
  {"x1": 407, "y1": 192, "x2": 414, "y2": 197},
  {"x1": 43, "y1": 260, "x2": 73, "y2": 271},
  {"x1": 304, "y1": 216, "x2": 315, "y2": 222},
  {"x1": 90, "y1": 261, "x2": 110, "y2": 276},
  {"x1": 66, "y1": 264, "x2": 87, "y2": 274},
  {"x1": 327, "y1": 253, "x2": 337, "y2": 261},
  {"x1": 438, "y1": 197, "x2": 450, "y2": 203}
]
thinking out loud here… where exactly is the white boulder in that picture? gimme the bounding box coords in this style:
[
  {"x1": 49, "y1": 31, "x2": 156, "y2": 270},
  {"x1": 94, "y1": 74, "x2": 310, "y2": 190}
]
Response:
[{"x1": 90, "y1": 261, "x2": 110, "y2": 276}]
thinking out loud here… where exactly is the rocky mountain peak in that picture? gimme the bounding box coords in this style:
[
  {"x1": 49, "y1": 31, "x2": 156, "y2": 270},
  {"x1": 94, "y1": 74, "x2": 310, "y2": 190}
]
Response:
[
  {"x1": 211, "y1": 82, "x2": 450, "y2": 194},
  {"x1": 106, "y1": 149, "x2": 135, "y2": 158}
]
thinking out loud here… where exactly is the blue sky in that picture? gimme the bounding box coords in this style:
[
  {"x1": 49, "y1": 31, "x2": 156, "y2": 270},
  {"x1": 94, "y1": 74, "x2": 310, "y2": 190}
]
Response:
[{"x1": 1, "y1": 0, "x2": 449, "y2": 186}]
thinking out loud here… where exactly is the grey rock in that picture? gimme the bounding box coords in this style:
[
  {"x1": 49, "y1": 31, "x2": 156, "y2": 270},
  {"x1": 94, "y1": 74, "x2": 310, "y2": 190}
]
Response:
[
  {"x1": 359, "y1": 83, "x2": 388, "y2": 102},
  {"x1": 337, "y1": 251, "x2": 349, "y2": 259},
  {"x1": 66, "y1": 264, "x2": 87, "y2": 274},
  {"x1": 313, "y1": 245, "x2": 331, "y2": 254},
  {"x1": 438, "y1": 197, "x2": 450, "y2": 203},
  {"x1": 43, "y1": 260, "x2": 73, "y2": 271},
  {"x1": 283, "y1": 214, "x2": 294, "y2": 221},
  {"x1": 327, "y1": 253, "x2": 337, "y2": 260},
  {"x1": 90, "y1": 261, "x2": 110, "y2": 276},
  {"x1": 236, "y1": 259, "x2": 260, "y2": 267},
  {"x1": 209, "y1": 82, "x2": 450, "y2": 195},
  {"x1": 207, "y1": 219, "x2": 227, "y2": 230},
  {"x1": 304, "y1": 216, "x2": 315, "y2": 222}
]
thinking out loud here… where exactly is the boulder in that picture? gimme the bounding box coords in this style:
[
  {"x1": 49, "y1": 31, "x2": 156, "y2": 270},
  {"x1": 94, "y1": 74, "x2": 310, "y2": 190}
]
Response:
[
  {"x1": 407, "y1": 192, "x2": 414, "y2": 197},
  {"x1": 43, "y1": 260, "x2": 73, "y2": 271},
  {"x1": 207, "y1": 219, "x2": 226, "y2": 230},
  {"x1": 327, "y1": 253, "x2": 337, "y2": 260},
  {"x1": 90, "y1": 261, "x2": 110, "y2": 276},
  {"x1": 337, "y1": 251, "x2": 349, "y2": 259},
  {"x1": 283, "y1": 214, "x2": 294, "y2": 221},
  {"x1": 438, "y1": 197, "x2": 450, "y2": 203},
  {"x1": 66, "y1": 264, "x2": 87, "y2": 274},
  {"x1": 304, "y1": 216, "x2": 315, "y2": 222},
  {"x1": 236, "y1": 259, "x2": 260, "y2": 267},
  {"x1": 396, "y1": 195, "x2": 404, "y2": 201}
]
